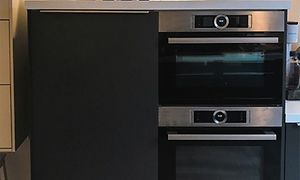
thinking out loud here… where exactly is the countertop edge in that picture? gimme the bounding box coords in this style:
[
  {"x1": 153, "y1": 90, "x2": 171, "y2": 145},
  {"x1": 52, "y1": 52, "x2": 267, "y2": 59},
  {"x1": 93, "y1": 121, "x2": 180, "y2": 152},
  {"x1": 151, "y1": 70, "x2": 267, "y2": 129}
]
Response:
[
  {"x1": 25, "y1": 1, "x2": 291, "y2": 10},
  {"x1": 286, "y1": 100, "x2": 300, "y2": 124}
]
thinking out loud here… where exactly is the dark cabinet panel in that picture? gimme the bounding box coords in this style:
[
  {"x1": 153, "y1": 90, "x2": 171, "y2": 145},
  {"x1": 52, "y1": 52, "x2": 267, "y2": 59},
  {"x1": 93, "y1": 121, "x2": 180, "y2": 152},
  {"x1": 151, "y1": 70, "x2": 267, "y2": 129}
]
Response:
[
  {"x1": 285, "y1": 123, "x2": 300, "y2": 180},
  {"x1": 29, "y1": 11, "x2": 158, "y2": 180}
]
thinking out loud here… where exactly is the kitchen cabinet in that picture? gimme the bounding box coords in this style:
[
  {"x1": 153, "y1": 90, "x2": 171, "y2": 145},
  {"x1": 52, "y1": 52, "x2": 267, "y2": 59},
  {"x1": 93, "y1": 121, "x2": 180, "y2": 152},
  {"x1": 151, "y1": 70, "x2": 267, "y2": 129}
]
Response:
[
  {"x1": 0, "y1": 21, "x2": 10, "y2": 84},
  {"x1": 0, "y1": 0, "x2": 9, "y2": 19},
  {"x1": 0, "y1": 0, "x2": 29, "y2": 152},
  {"x1": 29, "y1": 11, "x2": 158, "y2": 180},
  {"x1": 285, "y1": 124, "x2": 300, "y2": 180},
  {"x1": 0, "y1": 86, "x2": 12, "y2": 148}
]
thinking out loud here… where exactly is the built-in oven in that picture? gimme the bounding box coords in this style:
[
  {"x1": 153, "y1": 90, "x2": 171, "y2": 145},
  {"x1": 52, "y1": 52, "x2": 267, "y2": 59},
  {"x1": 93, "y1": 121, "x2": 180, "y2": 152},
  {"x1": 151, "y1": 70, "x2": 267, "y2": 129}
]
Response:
[
  {"x1": 159, "y1": 127, "x2": 281, "y2": 180},
  {"x1": 159, "y1": 11, "x2": 285, "y2": 106},
  {"x1": 158, "y1": 10, "x2": 286, "y2": 180},
  {"x1": 159, "y1": 106, "x2": 283, "y2": 180}
]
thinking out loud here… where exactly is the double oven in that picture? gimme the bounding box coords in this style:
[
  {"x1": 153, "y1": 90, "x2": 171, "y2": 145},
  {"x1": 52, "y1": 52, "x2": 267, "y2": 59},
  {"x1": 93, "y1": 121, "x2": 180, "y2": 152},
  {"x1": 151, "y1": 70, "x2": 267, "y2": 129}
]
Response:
[{"x1": 158, "y1": 11, "x2": 285, "y2": 180}]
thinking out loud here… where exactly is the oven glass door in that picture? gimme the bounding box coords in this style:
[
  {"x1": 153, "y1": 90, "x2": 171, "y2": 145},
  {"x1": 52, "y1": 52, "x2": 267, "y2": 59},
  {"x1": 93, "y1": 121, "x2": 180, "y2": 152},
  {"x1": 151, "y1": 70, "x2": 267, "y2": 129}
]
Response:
[
  {"x1": 176, "y1": 146, "x2": 262, "y2": 180},
  {"x1": 158, "y1": 128, "x2": 282, "y2": 180},
  {"x1": 159, "y1": 33, "x2": 284, "y2": 105}
]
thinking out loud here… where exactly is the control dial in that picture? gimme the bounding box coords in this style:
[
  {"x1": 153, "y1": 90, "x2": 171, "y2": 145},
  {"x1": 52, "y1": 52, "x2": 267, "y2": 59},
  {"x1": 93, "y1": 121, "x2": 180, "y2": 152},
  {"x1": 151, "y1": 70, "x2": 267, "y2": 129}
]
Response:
[
  {"x1": 213, "y1": 110, "x2": 227, "y2": 124},
  {"x1": 214, "y1": 15, "x2": 229, "y2": 29}
]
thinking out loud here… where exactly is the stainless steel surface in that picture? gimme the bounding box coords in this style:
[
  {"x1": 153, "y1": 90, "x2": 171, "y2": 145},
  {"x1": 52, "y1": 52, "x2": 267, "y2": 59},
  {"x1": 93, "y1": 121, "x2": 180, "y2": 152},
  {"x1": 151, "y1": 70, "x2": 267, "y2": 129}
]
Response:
[
  {"x1": 159, "y1": 11, "x2": 285, "y2": 32},
  {"x1": 39, "y1": 10, "x2": 150, "y2": 13},
  {"x1": 214, "y1": 14, "x2": 229, "y2": 29},
  {"x1": 168, "y1": 37, "x2": 279, "y2": 44},
  {"x1": 168, "y1": 132, "x2": 277, "y2": 141},
  {"x1": 159, "y1": 107, "x2": 283, "y2": 127}
]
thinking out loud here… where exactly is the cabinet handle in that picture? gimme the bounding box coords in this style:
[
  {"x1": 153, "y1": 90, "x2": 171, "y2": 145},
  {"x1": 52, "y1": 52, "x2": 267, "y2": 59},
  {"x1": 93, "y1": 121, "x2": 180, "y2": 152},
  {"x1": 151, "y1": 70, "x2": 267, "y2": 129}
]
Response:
[
  {"x1": 39, "y1": 10, "x2": 150, "y2": 14},
  {"x1": 168, "y1": 37, "x2": 279, "y2": 44},
  {"x1": 168, "y1": 132, "x2": 277, "y2": 141}
]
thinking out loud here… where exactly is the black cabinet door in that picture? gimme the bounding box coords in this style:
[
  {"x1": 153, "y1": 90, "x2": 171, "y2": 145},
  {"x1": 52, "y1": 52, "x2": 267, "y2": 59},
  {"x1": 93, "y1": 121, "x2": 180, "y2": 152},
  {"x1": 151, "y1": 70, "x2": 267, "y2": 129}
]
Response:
[
  {"x1": 285, "y1": 124, "x2": 300, "y2": 180},
  {"x1": 29, "y1": 11, "x2": 158, "y2": 180}
]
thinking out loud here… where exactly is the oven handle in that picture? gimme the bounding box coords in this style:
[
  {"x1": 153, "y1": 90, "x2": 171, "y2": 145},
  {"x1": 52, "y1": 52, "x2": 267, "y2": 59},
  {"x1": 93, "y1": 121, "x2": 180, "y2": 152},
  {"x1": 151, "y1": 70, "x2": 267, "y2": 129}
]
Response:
[
  {"x1": 168, "y1": 37, "x2": 279, "y2": 44},
  {"x1": 167, "y1": 132, "x2": 277, "y2": 141}
]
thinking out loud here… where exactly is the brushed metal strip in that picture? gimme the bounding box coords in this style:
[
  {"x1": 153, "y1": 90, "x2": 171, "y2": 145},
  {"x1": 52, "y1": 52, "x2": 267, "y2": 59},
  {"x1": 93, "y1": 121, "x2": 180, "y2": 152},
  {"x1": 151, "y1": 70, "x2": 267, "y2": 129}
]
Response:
[
  {"x1": 168, "y1": 133, "x2": 277, "y2": 141},
  {"x1": 39, "y1": 10, "x2": 150, "y2": 14},
  {"x1": 159, "y1": 11, "x2": 285, "y2": 32},
  {"x1": 168, "y1": 37, "x2": 279, "y2": 44},
  {"x1": 159, "y1": 106, "x2": 283, "y2": 127}
]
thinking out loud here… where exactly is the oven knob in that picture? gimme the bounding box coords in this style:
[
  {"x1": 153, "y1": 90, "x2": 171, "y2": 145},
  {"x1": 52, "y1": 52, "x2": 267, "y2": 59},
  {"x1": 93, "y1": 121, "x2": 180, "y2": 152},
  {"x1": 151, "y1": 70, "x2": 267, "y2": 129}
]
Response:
[
  {"x1": 213, "y1": 110, "x2": 227, "y2": 124},
  {"x1": 214, "y1": 15, "x2": 229, "y2": 29}
]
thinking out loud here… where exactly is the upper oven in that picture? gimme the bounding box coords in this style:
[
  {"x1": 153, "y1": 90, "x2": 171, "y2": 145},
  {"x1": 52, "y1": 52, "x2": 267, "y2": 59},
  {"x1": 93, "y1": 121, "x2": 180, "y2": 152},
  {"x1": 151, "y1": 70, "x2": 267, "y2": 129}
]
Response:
[{"x1": 159, "y1": 11, "x2": 285, "y2": 106}]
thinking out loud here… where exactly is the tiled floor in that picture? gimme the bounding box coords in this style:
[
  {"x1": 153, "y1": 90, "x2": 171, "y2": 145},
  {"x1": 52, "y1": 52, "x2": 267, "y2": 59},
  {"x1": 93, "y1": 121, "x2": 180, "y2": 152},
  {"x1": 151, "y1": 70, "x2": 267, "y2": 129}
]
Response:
[{"x1": 5, "y1": 138, "x2": 30, "y2": 180}]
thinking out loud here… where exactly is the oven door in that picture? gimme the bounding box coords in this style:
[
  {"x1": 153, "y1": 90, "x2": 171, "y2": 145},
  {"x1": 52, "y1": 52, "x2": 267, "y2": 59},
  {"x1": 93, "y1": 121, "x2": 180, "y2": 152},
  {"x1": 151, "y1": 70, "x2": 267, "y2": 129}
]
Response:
[
  {"x1": 159, "y1": 32, "x2": 284, "y2": 106},
  {"x1": 158, "y1": 128, "x2": 282, "y2": 180}
]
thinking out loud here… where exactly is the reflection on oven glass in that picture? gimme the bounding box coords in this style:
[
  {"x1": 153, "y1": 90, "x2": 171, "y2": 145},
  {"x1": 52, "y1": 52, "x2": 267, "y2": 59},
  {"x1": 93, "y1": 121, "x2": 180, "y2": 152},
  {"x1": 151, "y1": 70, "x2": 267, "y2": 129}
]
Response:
[
  {"x1": 176, "y1": 146, "x2": 262, "y2": 180},
  {"x1": 176, "y1": 52, "x2": 264, "y2": 63},
  {"x1": 175, "y1": 52, "x2": 268, "y2": 88}
]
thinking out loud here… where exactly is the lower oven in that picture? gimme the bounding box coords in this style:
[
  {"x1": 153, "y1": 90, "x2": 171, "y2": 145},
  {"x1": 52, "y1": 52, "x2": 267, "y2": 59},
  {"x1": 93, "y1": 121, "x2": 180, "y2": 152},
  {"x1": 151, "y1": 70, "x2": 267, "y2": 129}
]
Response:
[
  {"x1": 159, "y1": 127, "x2": 281, "y2": 180},
  {"x1": 158, "y1": 106, "x2": 283, "y2": 180}
]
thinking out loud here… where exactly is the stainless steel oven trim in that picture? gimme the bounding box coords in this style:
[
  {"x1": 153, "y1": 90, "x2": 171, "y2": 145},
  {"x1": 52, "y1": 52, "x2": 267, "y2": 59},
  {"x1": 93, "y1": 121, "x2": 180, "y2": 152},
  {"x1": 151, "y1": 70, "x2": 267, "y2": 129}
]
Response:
[
  {"x1": 159, "y1": 107, "x2": 282, "y2": 127},
  {"x1": 248, "y1": 15, "x2": 253, "y2": 28},
  {"x1": 167, "y1": 132, "x2": 277, "y2": 141},
  {"x1": 168, "y1": 37, "x2": 279, "y2": 44},
  {"x1": 159, "y1": 11, "x2": 285, "y2": 32}
]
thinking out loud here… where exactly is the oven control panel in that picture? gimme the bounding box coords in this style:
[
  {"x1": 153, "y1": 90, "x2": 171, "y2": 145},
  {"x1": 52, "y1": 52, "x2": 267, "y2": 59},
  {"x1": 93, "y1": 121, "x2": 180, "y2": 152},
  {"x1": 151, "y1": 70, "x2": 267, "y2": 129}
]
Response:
[
  {"x1": 194, "y1": 14, "x2": 250, "y2": 29},
  {"x1": 159, "y1": 107, "x2": 282, "y2": 127},
  {"x1": 194, "y1": 110, "x2": 247, "y2": 124}
]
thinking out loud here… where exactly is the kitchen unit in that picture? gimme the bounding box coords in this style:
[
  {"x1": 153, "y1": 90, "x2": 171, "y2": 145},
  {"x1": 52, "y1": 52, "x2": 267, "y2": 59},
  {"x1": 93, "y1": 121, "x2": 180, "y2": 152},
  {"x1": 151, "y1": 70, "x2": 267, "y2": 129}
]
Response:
[
  {"x1": 0, "y1": 0, "x2": 29, "y2": 152},
  {"x1": 28, "y1": 10, "x2": 158, "y2": 180},
  {"x1": 26, "y1": 1, "x2": 290, "y2": 180},
  {"x1": 159, "y1": 10, "x2": 285, "y2": 180}
]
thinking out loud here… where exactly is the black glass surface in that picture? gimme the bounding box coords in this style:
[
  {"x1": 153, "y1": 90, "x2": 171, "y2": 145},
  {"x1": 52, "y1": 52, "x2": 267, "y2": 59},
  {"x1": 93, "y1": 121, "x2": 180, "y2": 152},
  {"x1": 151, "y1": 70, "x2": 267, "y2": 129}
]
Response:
[
  {"x1": 228, "y1": 15, "x2": 249, "y2": 28},
  {"x1": 195, "y1": 15, "x2": 249, "y2": 28},
  {"x1": 159, "y1": 32, "x2": 284, "y2": 105},
  {"x1": 176, "y1": 146, "x2": 262, "y2": 180},
  {"x1": 195, "y1": 16, "x2": 215, "y2": 28},
  {"x1": 194, "y1": 111, "x2": 247, "y2": 123}
]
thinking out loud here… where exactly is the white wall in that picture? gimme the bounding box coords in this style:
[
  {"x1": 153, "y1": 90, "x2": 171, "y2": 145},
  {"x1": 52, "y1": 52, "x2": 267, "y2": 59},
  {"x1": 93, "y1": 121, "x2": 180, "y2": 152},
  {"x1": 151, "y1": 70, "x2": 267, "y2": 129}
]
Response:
[{"x1": 288, "y1": 0, "x2": 300, "y2": 49}]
